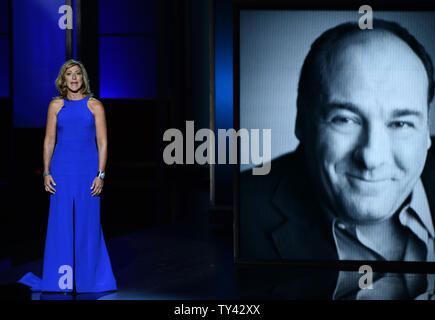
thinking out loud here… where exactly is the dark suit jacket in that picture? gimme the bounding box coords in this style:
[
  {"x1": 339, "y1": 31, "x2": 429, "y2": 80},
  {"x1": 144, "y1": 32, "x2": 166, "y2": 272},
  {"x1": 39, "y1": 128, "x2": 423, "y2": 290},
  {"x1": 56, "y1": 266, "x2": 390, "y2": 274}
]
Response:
[{"x1": 239, "y1": 140, "x2": 435, "y2": 261}]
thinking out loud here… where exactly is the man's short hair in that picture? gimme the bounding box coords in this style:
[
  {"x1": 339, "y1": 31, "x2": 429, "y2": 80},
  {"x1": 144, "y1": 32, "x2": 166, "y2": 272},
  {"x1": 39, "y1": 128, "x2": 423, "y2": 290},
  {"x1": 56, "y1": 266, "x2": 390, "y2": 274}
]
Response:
[{"x1": 296, "y1": 19, "x2": 435, "y2": 116}]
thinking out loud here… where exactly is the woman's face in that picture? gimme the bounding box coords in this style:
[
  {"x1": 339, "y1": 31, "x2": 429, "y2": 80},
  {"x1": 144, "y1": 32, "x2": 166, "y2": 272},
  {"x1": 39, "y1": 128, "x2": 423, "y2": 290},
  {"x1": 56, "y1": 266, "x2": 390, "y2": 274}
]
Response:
[{"x1": 64, "y1": 65, "x2": 83, "y2": 93}]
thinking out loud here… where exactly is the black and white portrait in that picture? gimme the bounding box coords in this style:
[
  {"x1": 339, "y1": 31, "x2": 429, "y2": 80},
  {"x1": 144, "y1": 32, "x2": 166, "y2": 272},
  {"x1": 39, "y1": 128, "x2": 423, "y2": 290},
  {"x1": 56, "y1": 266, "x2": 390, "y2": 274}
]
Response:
[{"x1": 238, "y1": 10, "x2": 435, "y2": 262}]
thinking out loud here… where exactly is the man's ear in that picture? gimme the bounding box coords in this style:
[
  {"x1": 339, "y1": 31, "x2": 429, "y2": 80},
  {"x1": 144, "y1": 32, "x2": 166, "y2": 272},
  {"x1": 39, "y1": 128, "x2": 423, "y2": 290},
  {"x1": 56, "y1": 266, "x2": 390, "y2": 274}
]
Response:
[
  {"x1": 428, "y1": 106, "x2": 432, "y2": 150},
  {"x1": 295, "y1": 110, "x2": 303, "y2": 142}
]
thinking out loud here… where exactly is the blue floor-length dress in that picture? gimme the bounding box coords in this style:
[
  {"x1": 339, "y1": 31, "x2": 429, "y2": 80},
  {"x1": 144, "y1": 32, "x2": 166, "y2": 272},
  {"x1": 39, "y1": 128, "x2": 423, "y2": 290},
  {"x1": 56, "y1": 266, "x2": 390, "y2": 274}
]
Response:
[{"x1": 18, "y1": 96, "x2": 117, "y2": 293}]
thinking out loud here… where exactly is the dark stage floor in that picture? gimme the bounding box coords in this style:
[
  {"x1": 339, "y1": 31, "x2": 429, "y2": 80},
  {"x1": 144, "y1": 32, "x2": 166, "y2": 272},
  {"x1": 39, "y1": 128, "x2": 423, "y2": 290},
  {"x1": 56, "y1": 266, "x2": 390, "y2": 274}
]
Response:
[
  {"x1": 0, "y1": 225, "x2": 236, "y2": 300},
  {"x1": 1, "y1": 225, "x2": 435, "y2": 300}
]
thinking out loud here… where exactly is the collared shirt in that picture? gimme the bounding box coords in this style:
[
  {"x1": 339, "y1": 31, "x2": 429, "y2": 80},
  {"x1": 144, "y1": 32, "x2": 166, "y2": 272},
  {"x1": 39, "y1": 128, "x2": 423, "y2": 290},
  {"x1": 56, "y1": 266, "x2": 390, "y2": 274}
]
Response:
[{"x1": 327, "y1": 178, "x2": 435, "y2": 262}]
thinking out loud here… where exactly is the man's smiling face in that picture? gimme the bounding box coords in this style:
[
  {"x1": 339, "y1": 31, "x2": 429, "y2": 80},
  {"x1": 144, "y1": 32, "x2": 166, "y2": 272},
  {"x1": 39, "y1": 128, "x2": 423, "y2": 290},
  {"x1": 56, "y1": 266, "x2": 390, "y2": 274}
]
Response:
[{"x1": 302, "y1": 32, "x2": 432, "y2": 224}]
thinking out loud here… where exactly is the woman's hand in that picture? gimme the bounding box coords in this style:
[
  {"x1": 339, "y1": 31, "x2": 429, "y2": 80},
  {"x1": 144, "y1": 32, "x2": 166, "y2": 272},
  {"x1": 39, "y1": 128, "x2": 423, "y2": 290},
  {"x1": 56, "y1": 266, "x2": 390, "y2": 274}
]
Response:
[
  {"x1": 44, "y1": 175, "x2": 56, "y2": 194},
  {"x1": 91, "y1": 177, "x2": 104, "y2": 196}
]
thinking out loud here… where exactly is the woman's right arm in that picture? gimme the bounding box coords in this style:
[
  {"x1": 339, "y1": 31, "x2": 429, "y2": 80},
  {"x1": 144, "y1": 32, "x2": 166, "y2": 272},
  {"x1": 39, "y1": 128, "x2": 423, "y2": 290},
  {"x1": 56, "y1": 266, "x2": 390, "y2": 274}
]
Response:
[{"x1": 43, "y1": 99, "x2": 62, "y2": 193}]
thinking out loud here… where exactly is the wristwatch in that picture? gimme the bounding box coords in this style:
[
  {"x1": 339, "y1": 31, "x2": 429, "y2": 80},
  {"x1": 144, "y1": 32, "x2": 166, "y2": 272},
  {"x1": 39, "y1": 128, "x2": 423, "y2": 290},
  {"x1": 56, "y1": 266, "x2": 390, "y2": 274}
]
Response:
[{"x1": 97, "y1": 171, "x2": 105, "y2": 180}]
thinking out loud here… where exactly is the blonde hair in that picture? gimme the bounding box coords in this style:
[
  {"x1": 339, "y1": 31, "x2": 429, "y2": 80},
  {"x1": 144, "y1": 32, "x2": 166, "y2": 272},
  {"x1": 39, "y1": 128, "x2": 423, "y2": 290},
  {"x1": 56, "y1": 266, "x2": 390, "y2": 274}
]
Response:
[{"x1": 53, "y1": 59, "x2": 94, "y2": 100}]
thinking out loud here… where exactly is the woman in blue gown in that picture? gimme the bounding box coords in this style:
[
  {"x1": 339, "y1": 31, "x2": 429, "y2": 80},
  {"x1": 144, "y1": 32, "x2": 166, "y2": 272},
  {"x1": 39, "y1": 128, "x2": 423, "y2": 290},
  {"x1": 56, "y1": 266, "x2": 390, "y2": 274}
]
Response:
[{"x1": 18, "y1": 60, "x2": 117, "y2": 293}]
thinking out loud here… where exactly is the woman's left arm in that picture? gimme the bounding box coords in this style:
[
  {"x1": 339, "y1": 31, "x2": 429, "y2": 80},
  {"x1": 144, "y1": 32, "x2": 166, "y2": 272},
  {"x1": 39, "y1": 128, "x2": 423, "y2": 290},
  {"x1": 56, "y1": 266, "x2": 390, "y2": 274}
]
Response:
[
  {"x1": 92, "y1": 99, "x2": 108, "y2": 172},
  {"x1": 90, "y1": 98, "x2": 107, "y2": 196}
]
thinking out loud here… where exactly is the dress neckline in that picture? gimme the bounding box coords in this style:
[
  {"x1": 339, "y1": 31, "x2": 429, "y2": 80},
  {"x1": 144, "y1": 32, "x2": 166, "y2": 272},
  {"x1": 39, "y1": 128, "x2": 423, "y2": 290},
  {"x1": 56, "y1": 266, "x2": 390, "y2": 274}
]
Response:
[{"x1": 65, "y1": 96, "x2": 88, "y2": 102}]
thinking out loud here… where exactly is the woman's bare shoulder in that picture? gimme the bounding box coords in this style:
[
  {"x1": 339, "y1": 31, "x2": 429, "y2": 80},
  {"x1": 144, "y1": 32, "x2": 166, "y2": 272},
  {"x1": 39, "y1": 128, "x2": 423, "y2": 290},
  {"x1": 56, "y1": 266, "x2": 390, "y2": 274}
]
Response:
[
  {"x1": 49, "y1": 98, "x2": 64, "y2": 106},
  {"x1": 88, "y1": 97, "x2": 104, "y2": 111},
  {"x1": 88, "y1": 97, "x2": 102, "y2": 105},
  {"x1": 48, "y1": 98, "x2": 64, "y2": 114}
]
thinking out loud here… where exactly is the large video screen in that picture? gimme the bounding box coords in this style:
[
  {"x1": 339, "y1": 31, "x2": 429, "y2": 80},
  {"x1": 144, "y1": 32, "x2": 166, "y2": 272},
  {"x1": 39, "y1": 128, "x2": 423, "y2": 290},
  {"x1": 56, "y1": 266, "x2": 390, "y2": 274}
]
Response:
[{"x1": 236, "y1": 8, "x2": 435, "y2": 263}]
